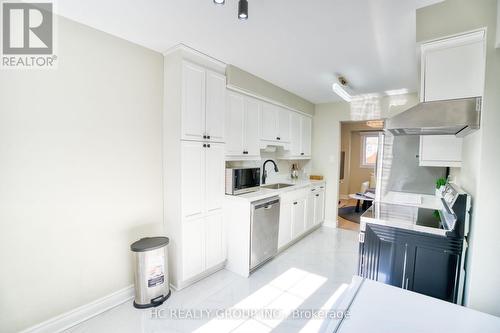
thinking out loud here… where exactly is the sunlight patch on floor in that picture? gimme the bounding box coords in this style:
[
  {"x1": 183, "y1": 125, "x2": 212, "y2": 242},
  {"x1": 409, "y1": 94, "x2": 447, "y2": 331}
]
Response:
[{"x1": 193, "y1": 268, "x2": 328, "y2": 333}]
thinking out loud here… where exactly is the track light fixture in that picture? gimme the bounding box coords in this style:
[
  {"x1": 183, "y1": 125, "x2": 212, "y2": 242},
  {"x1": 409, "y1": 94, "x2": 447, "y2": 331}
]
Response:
[
  {"x1": 213, "y1": 0, "x2": 225, "y2": 4},
  {"x1": 238, "y1": 0, "x2": 248, "y2": 20}
]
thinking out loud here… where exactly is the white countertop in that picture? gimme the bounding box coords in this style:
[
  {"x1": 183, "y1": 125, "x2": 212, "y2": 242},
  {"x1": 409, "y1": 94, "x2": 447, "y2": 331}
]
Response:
[
  {"x1": 381, "y1": 191, "x2": 442, "y2": 210},
  {"x1": 360, "y1": 202, "x2": 447, "y2": 236},
  {"x1": 225, "y1": 179, "x2": 326, "y2": 202},
  {"x1": 320, "y1": 276, "x2": 500, "y2": 333}
]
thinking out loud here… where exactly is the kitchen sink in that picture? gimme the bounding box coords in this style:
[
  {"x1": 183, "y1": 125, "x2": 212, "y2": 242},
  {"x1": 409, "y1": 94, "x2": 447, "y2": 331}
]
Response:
[{"x1": 261, "y1": 183, "x2": 294, "y2": 190}]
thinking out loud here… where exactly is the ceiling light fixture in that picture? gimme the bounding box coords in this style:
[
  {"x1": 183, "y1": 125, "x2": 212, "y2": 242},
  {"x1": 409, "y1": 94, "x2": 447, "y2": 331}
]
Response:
[
  {"x1": 238, "y1": 0, "x2": 248, "y2": 20},
  {"x1": 332, "y1": 83, "x2": 352, "y2": 102},
  {"x1": 213, "y1": 0, "x2": 225, "y2": 4}
]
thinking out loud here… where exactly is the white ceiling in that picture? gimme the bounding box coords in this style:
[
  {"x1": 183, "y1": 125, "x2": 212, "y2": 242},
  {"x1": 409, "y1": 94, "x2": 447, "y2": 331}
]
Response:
[{"x1": 55, "y1": 0, "x2": 442, "y2": 103}]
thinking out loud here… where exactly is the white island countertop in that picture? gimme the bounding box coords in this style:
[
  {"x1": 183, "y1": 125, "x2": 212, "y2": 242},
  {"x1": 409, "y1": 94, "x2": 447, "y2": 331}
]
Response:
[
  {"x1": 320, "y1": 276, "x2": 500, "y2": 333},
  {"x1": 225, "y1": 179, "x2": 325, "y2": 202}
]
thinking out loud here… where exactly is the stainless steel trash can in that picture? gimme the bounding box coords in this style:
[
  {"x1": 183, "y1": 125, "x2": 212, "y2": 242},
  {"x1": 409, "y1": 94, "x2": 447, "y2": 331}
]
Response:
[{"x1": 130, "y1": 237, "x2": 171, "y2": 308}]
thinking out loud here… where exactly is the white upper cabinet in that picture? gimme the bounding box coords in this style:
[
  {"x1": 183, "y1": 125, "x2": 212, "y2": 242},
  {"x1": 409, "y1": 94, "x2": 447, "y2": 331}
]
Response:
[
  {"x1": 225, "y1": 91, "x2": 261, "y2": 159},
  {"x1": 225, "y1": 92, "x2": 245, "y2": 156},
  {"x1": 279, "y1": 113, "x2": 312, "y2": 159},
  {"x1": 289, "y1": 113, "x2": 302, "y2": 155},
  {"x1": 260, "y1": 102, "x2": 290, "y2": 144},
  {"x1": 205, "y1": 70, "x2": 226, "y2": 142},
  {"x1": 182, "y1": 62, "x2": 206, "y2": 141},
  {"x1": 419, "y1": 135, "x2": 463, "y2": 167},
  {"x1": 243, "y1": 98, "x2": 261, "y2": 156},
  {"x1": 422, "y1": 31, "x2": 485, "y2": 102},
  {"x1": 261, "y1": 102, "x2": 279, "y2": 142},
  {"x1": 277, "y1": 108, "x2": 291, "y2": 142},
  {"x1": 301, "y1": 116, "x2": 312, "y2": 156},
  {"x1": 419, "y1": 30, "x2": 486, "y2": 168},
  {"x1": 181, "y1": 61, "x2": 226, "y2": 142}
]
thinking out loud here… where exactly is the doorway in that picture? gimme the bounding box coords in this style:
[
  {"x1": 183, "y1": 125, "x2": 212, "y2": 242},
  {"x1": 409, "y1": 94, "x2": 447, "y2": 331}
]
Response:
[{"x1": 337, "y1": 120, "x2": 384, "y2": 231}]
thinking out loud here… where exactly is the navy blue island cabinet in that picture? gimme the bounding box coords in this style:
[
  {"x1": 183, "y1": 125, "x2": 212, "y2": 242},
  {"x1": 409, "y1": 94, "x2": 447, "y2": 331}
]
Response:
[{"x1": 358, "y1": 223, "x2": 464, "y2": 303}]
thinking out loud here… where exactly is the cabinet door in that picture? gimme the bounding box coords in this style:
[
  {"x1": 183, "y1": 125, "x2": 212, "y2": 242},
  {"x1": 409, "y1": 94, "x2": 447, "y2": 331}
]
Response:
[
  {"x1": 205, "y1": 142, "x2": 225, "y2": 213},
  {"x1": 419, "y1": 135, "x2": 462, "y2": 167},
  {"x1": 423, "y1": 31, "x2": 485, "y2": 102},
  {"x1": 406, "y1": 243, "x2": 461, "y2": 303},
  {"x1": 182, "y1": 217, "x2": 205, "y2": 280},
  {"x1": 244, "y1": 97, "x2": 261, "y2": 156},
  {"x1": 205, "y1": 70, "x2": 226, "y2": 142},
  {"x1": 182, "y1": 62, "x2": 206, "y2": 141},
  {"x1": 278, "y1": 201, "x2": 293, "y2": 248},
  {"x1": 261, "y1": 103, "x2": 278, "y2": 141},
  {"x1": 205, "y1": 212, "x2": 225, "y2": 268},
  {"x1": 291, "y1": 199, "x2": 306, "y2": 239},
  {"x1": 289, "y1": 112, "x2": 302, "y2": 156},
  {"x1": 277, "y1": 107, "x2": 291, "y2": 143},
  {"x1": 181, "y1": 141, "x2": 205, "y2": 219},
  {"x1": 301, "y1": 116, "x2": 312, "y2": 156},
  {"x1": 226, "y1": 92, "x2": 245, "y2": 156},
  {"x1": 305, "y1": 192, "x2": 315, "y2": 231},
  {"x1": 314, "y1": 190, "x2": 325, "y2": 224},
  {"x1": 361, "y1": 224, "x2": 407, "y2": 287}
]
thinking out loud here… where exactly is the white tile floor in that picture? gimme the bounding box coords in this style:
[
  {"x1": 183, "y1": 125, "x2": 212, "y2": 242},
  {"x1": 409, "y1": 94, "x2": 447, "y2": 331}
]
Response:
[{"x1": 66, "y1": 226, "x2": 359, "y2": 333}]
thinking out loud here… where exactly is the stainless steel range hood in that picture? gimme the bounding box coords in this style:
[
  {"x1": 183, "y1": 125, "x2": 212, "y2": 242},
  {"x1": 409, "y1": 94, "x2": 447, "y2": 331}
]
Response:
[{"x1": 385, "y1": 97, "x2": 481, "y2": 137}]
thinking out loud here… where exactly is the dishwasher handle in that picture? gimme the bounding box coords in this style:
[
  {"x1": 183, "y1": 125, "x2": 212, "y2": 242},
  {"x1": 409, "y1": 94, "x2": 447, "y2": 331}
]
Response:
[{"x1": 252, "y1": 197, "x2": 280, "y2": 210}]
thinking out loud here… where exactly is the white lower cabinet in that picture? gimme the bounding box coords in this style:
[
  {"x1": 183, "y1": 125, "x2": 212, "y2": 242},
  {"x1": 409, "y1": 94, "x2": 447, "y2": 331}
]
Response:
[
  {"x1": 182, "y1": 217, "x2": 205, "y2": 281},
  {"x1": 278, "y1": 183, "x2": 325, "y2": 250},
  {"x1": 306, "y1": 191, "x2": 315, "y2": 230},
  {"x1": 313, "y1": 188, "x2": 325, "y2": 224},
  {"x1": 278, "y1": 201, "x2": 293, "y2": 248},
  {"x1": 182, "y1": 211, "x2": 225, "y2": 282},
  {"x1": 291, "y1": 198, "x2": 306, "y2": 239},
  {"x1": 205, "y1": 212, "x2": 225, "y2": 268}
]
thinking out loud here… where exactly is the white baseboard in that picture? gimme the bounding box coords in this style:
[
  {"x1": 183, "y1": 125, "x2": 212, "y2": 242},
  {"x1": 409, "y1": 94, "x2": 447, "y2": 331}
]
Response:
[
  {"x1": 322, "y1": 220, "x2": 337, "y2": 228},
  {"x1": 20, "y1": 285, "x2": 134, "y2": 333}
]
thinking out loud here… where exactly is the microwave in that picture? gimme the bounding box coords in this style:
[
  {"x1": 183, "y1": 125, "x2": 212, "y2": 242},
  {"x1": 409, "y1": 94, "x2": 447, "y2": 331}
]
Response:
[{"x1": 225, "y1": 167, "x2": 261, "y2": 195}]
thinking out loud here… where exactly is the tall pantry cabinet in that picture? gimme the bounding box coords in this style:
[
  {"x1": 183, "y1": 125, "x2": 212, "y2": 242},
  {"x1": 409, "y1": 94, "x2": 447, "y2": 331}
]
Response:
[{"x1": 163, "y1": 47, "x2": 227, "y2": 290}]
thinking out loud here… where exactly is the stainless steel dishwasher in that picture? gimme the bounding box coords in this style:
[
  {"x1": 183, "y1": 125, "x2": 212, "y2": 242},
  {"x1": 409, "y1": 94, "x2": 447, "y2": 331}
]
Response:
[{"x1": 250, "y1": 196, "x2": 280, "y2": 271}]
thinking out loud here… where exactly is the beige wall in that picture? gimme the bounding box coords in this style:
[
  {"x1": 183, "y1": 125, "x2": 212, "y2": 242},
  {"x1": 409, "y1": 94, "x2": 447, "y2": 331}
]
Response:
[
  {"x1": 226, "y1": 65, "x2": 315, "y2": 115},
  {"x1": 417, "y1": 0, "x2": 500, "y2": 316},
  {"x1": 339, "y1": 122, "x2": 380, "y2": 197},
  {"x1": 0, "y1": 17, "x2": 164, "y2": 332},
  {"x1": 312, "y1": 93, "x2": 419, "y2": 223}
]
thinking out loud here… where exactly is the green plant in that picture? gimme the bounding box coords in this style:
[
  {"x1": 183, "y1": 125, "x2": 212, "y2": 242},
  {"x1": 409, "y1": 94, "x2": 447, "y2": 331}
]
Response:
[{"x1": 436, "y1": 177, "x2": 447, "y2": 189}]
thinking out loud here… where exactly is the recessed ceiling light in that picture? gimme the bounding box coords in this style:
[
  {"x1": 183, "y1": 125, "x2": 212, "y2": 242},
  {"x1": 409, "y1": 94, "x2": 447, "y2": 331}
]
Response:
[
  {"x1": 332, "y1": 83, "x2": 352, "y2": 102},
  {"x1": 213, "y1": 0, "x2": 225, "y2": 4},
  {"x1": 238, "y1": 0, "x2": 248, "y2": 20}
]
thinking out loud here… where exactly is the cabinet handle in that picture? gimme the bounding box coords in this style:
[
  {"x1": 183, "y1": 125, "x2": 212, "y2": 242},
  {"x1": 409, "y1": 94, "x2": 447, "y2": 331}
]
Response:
[
  {"x1": 203, "y1": 144, "x2": 207, "y2": 148},
  {"x1": 315, "y1": 194, "x2": 319, "y2": 197},
  {"x1": 207, "y1": 144, "x2": 211, "y2": 148},
  {"x1": 203, "y1": 135, "x2": 207, "y2": 139},
  {"x1": 293, "y1": 201, "x2": 297, "y2": 205},
  {"x1": 207, "y1": 135, "x2": 211, "y2": 140},
  {"x1": 276, "y1": 137, "x2": 281, "y2": 140},
  {"x1": 301, "y1": 153, "x2": 304, "y2": 156}
]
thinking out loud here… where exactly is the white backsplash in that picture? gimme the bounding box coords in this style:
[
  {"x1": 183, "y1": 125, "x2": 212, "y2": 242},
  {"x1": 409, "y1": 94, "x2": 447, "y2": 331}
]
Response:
[{"x1": 226, "y1": 149, "x2": 312, "y2": 184}]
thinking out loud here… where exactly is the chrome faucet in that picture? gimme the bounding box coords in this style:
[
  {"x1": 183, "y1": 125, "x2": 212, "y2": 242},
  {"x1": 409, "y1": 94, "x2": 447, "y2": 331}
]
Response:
[{"x1": 262, "y1": 159, "x2": 279, "y2": 184}]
